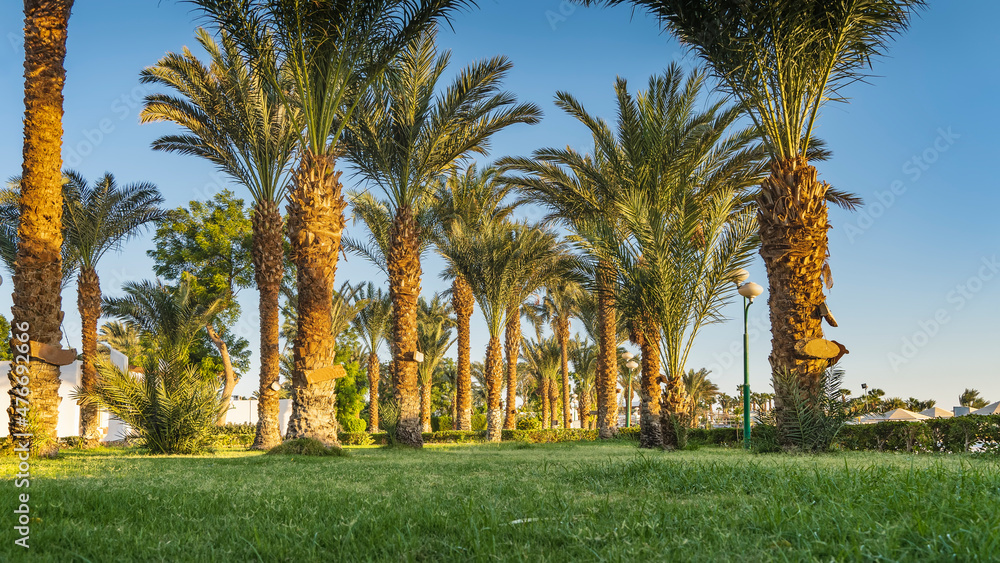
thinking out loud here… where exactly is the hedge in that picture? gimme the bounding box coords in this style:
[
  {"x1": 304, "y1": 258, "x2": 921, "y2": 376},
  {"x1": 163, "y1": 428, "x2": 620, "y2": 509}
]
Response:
[{"x1": 836, "y1": 415, "x2": 1000, "y2": 453}]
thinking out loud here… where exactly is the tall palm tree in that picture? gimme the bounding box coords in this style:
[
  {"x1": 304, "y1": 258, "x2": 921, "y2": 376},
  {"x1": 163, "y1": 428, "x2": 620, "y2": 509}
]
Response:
[
  {"x1": 139, "y1": 27, "x2": 299, "y2": 449},
  {"x1": 416, "y1": 294, "x2": 455, "y2": 431},
  {"x1": 521, "y1": 336, "x2": 562, "y2": 430},
  {"x1": 959, "y1": 388, "x2": 989, "y2": 410},
  {"x1": 532, "y1": 280, "x2": 585, "y2": 428},
  {"x1": 61, "y1": 172, "x2": 166, "y2": 446},
  {"x1": 0, "y1": 179, "x2": 79, "y2": 292},
  {"x1": 433, "y1": 165, "x2": 519, "y2": 430},
  {"x1": 351, "y1": 282, "x2": 392, "y2": 432},
  {"x1": 583, "y1": 0, "x2": 922, "y2": 401},
  {"x1": 343, "y1": 29, "x2": 540, "y2": 446},
  {"x1": 570, "y1": 338, "x2": 598, "y2": 429},
  {"x1": 563, "y1": 67, "x2": 765, "y2": 448},
  {"x1": 440, "y1": 221, "x2": 565, "y2": 441},
  {"x1": 682, "y1": 368, "x2": 719, "y2": 428},
  {"x1": 9, "y1": 0, "x2": 74, "y2": 456},
  {"x1": 193, "y1": 0, "x2": 475, "y2": 445}
]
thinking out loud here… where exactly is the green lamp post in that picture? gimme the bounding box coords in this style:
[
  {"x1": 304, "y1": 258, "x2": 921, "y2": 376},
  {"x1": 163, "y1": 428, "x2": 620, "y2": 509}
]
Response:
[{"x1": 732, "y1": 268, "x2": 764, "y2": 450}]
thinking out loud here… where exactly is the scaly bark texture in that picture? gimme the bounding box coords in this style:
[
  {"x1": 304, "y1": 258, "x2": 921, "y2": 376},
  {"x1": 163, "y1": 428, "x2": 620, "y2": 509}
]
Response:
[
  {"x1": 285, "y1": 151, "x2": 344, "y2": 446},
  {"x1": 8, "y1": 0, "x2": 73, "y2": 458},
  {"x1": 207, "y1": 325, "x2": 236, "y2": 425},
  {"x1": 419, "y1": 370, "x2": 432, "y2": 433},
  {"x1": 635, "y1": 322, "x2": 663, "y2": 449},
  {"x1": 595, "y1": 262, "x2": 619, "y2": 438},
  {"x1": 78, "y1": 267, "x2": 102, "y2": 446},
  {"x1": 251, "y1": 201, "x2": 284, "y2": 449},
  {"x1": 389, "y1": 207, "x2": 423, "y2": 447},
  {"x1": 540, "y1": 377, "x2": 550, "y2": 429},
  {"x1": 548, "y1": 375, "x2": 559, "y2": 429},
  {"x1": 578, "y1": 388, "x2": 591, "y2": 430},
  {"x1": 503, "y1": 304, "x2": 521, "y2": 430},
  {"x1": 484, "y1": 336, "x2": 504, "y2": 442},
  {"x1": 758, "y1": 157, "x2": 831, "y2": 401},
  {"x1": 452, "y1": 276, "x2": 474, "y2": 431},
  {"x1": 367, "y1": 352, "x2": 380, "y2": 432},
  {"x1": 557, "y1": 315, "x2": 571, "y2": 429}
]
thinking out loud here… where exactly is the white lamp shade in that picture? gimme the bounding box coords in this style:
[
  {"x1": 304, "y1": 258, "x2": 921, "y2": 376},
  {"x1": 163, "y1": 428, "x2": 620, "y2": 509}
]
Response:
[
  {"x1": 730, "y1": 268, "x2": 749, "y2": 285},
  {"x1": 738, "y1": 282, "x2": 764, "y2": 299},
  {"x1": 270, "y1": 381, "x2": 283, "y2": 392},
  {"x1": 622, "y1": 352, "x2": 634, "y2": 361},
  {"x1": 626, "y1": 360, "x2": 639, "y2": 370}
]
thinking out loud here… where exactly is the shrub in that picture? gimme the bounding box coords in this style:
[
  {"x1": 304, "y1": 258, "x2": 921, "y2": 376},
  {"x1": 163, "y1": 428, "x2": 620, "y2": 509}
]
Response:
[
  {"x1": 267, "y1": 438, "x2": 346, "y2": 456},
  {"x1": 771, "y1": 365, "x2": 870, "y2": 452},
  {"x1": 471, "y1": 413, "x2": 487, "y2": 431},
  {"x1": 436, "y1": 416, "x2": 454, "y2": 431},
  {"x1": 379, "y1": 398, "x2": 402, "y2": 446},
  {"x1": 618, "y1": 426, "x2": 640, "y2": 440},
  {"x1": 502, "y1": 429, "x2": 598, "y2": 443},
  {"x1": 213, "y1": 423, "x2": 255, "y2": 448},
  {"x1": 516, "y1": 416, "x2": 542, "y2": 431},
  {"x1": 338, "y1": 432, "x2": 374, "y2": 446},
  {"x1": 75, "y1": 353, "x2": 223, "y2": 454},
  {"x1": 341, "y1": 417, "x2": 367, "y2": 433}
]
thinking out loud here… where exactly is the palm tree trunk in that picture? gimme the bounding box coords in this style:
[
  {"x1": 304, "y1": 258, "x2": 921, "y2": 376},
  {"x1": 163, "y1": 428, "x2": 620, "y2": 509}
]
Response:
[
  {"x1": 285, "y1": 150, "x2": 345, "y2": 445},
  {"x1": 419, "y1": 368, "x2": 432, "y2": 433},
  {"x1": 452, "y1": 276, "x2": 473, "y2": 431},
  {"x1": 389, "y1": 207, "x2": 423, "y2": 447},
  {"x1": 78, "y1": 267, "x2": 102, "y2": 446},
  {"x1": 540, "y1": 376, "x2": 550, "y2": 429},
  {"x1": 558, "y1": 316, "x2": 571, "y2": 429},
  {"x1": 449, "y1": 389, "x2": 457, "y2": 430},
  {"x1": 484, "y1": 336, "x2": 504, "y2": 442},
  {"x1": 8, "y1": 0, "x2": 73, "y2": 458},
  {"x1": 595, "y1": 261, "x2": 618, "y2": 438},
  {"x1": 636, "y1": 323, "x2": 662, "y2": 449},
  {"x1": 578, "y1": 388, "x2": 590, "y2": 431},
  {"x1": 759, "y1": 157, "x2": 830, "y2": 390},
  {"x1": 548, "y1": 376, "x2": 559, "y2": 429},
  {"x1": 367, "y1": 352, "x2": 380, "y2": 432},
  {"x1": 251, "y1": 201, "x2": 283, "y2": 449},
  {"x1": 207, "y1": 324, "x2": 236, "y2": 425},
  {"x1": 503, "y1": 304, "x2": 521, "y2": 430}
]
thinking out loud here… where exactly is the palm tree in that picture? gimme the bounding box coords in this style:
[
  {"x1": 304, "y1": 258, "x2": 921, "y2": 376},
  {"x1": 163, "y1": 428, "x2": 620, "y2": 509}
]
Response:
[
  {"x1": 60, "y1": 172, "x2": 166, "y2": 446},
  {"x1": 416, "y1": 294, "x2": 455, "y2": 431},
  {"x1": 439, "y1": 221, "x2": 566, "y2": 441},
  {"x1": 682, "y1": 368, "x2": 719, "y2": 428},
  {"x1": 342, "y1": 29, "x2": 540, "y2": 446},
  {"x1": 960, "y1": 389, "x2": 989, "y2": 410},
  {"x1": 532, "y1": 280, "x2": 585, "y2": 428},
  {"x1": 433, "y1": 165, "x2": 520, "y2": 430},
  {"x1": 8, "y1": 0, "x2": 74, "y2": 456},
  {"x1": 583, "y1": 0, "x2": 922, "y2": 398},
  {"x1": 193, "y1": 0, "x2": 475, "y2": 445},
  {"x1": 351, "y1": 282, "x2": 392, "y2": 432},
  {"x1": 570, "y1": 338, "x2": 598, "y2": 429},
  {"x1": 521, "y1": 336, "x2": 562, "y2": 429},
  {"x1": 0, "y1": 179, "x2": 80, "y2": 292},
  {"x1": 139, "y1": 27, "x2": 299, "y2": 449}
]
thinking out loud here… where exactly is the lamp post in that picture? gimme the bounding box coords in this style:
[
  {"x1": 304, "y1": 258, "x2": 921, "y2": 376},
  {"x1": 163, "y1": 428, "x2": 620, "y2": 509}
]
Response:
[
  {"x1": 731, "y1": 269, "x2": 763, "y2": 450},
  {"x1": 622, "y1": 352, "x2": 637, "y2": 427}
]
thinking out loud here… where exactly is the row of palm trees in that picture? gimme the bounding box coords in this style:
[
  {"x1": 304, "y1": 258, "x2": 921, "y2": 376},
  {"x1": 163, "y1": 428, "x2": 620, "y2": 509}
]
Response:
[{"x1": 10, "y1": 0, "x2": 923, "y2": 454}]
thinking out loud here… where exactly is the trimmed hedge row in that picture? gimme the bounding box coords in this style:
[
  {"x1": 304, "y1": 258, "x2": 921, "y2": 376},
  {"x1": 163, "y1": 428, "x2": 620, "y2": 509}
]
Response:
[{"x1": 836, "y1": 415, "x2": 1000, "y2": 453}]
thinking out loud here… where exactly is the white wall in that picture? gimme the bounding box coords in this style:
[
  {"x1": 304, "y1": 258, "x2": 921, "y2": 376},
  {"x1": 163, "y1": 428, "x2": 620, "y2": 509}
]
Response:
[
  {"x1": 225, "y1": 399, "x2": 292, "y2": 436},
  {"x1": 0, "y1": 361, "x2": 83, "y2": 438}
]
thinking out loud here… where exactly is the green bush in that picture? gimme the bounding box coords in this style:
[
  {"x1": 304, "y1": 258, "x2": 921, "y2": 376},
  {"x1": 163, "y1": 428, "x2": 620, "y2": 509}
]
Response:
[
  {"x1": 267, "y1": 438, "x2": 346, "y2": 457},
  {"x1": 338, "y1": 432, "x2": 374, "y2": 446},
  {"x1": 502, "y1": 429, "x2": 598, "y2": 443},
  {"x1": 471, "y1": 413, "x2": 487, "y2": 431},
  {"x1": 341, "y1": 417, "x2": 367, "y2": 433},
  {"x1": 213, "y1": 423, "x2": 255, "y2": 447},
  {"x1": 516, "y1": 416, "x2": 542, "y2": 430},
  {"x1": 75, "y1": 353, "x2": 223, "y2": 454},
  {"x1": 436, "y1": 416, "x2": 454, "y2": 431},
  {"x1": 618, "y1": 426, "x2": 640, "y2": 440}
]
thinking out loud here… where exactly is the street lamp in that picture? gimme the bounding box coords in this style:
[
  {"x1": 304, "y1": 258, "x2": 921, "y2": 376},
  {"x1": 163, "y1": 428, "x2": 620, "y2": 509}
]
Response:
[
  {"x1": 732, "y1": 269, "x2": 764, "y2": 450},
  {"x1": 621, "y1": 352, "x2": 636, "y2": 427}
]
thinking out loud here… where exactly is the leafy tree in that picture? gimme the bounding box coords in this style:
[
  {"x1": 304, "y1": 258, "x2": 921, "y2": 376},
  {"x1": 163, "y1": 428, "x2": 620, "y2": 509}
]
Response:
[
  {"x1": 140, "y1": 27, "x2": 299, "y2": 451},
  {"x1": 334, "y1": 348, "x2": 367, "y2": 432},
  {"x1": 0, "y1": 314, "x2": 10, "y2": 361}
]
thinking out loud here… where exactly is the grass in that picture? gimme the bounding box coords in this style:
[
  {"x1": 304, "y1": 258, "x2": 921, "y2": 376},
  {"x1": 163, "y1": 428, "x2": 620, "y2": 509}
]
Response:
[{"x1": 2, "y1": 442, "x2": 999, "y2": 561}]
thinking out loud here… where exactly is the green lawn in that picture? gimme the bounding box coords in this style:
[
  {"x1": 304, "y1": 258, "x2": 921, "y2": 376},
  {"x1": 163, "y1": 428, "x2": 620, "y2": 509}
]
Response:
[{"x1": 2, "y1": 442, "x2": 999, "y2": 561}]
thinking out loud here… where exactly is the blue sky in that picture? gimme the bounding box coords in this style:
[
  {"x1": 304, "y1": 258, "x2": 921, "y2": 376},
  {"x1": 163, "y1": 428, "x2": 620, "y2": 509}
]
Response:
[{"x1": 1, "y1": 1, "x2": 997, "y2": 409}]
